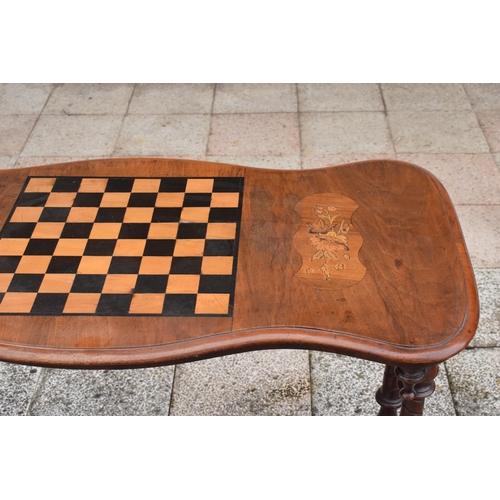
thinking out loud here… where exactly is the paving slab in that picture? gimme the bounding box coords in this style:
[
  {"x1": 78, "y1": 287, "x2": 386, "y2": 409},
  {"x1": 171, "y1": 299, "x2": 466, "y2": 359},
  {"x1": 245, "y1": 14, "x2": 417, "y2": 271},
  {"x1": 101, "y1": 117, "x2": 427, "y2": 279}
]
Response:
[
  {"x1": 213, "y1": 83, "x2": 297, "y2": 113},
  {"x1": 476, "y1": 111, "x2": 500, "y2": 152},
  {"x1": 494, "y1": 154, "x2": 500, "y2": 169},
  {"x1": 469, "y1": 269, "x2": 500, "y2": 348},
  {"x1": 446, "y1": 348, "x2": 500, "y2": 415},
  {"x1": 300, "y1": 112, "x2": 394, "y2": 155},
  {"x1": 128, "y1": 84, "x2": 215, "y2": 114},
  {"x1": 388, "y1": 111, "x2": 489, "y2": 153},
  {"x1": 21, "y1": 115, "x2": 123, "y2": 157},
  {"x1": 0, "y1": 361, "x2": 41, "y2": 416},
  {"x1": 0, "y1": 115, "x2": 37, "y2": 156},
  {"x1": 0, "y1": 83, "x2": 54, "y2": 114},
  {"x1": 454, "y1": 205, "x2": 500, "y2": 267},
  {"x1": 311, "y1": 352, "x2": 383, "y2": 415},
  {"x1": 15, "y1": 156, "x2": 104, "y2": 168},
  {"x1": 298, "y1": 83, "x2": 383, "y2": 112},
  {"x1": 169, "y1": 350, "x2": 311, "y2": 416},
  {"x1": 431, "y1": 366, "x2": 458, "y2": 416},
  {"x1": 43, "y1": 83, "x2": 134, "y2": 115},
  {"x1": 463, "y1": 84, "x2": 500, "y2": 110},
  {"x1": 206, "y1": 155, "x2": 301, "y2": 169},
  {"x1": 29, "y1": 367, "x2": 175, "y2": 416},
  {"x1": 396, "y1": 153, "x2": 500, "y2": 205},
  {"x1": 114, "y1": 114, "x2": 211, "y2": 157},
  {"x1": 381, "y1": 83, "x2": 471, "y2": 111},
  {"x1": 0, "y1": 156, "x2": 16, "y2": 169},
  {"x1": 310, "y1": 352, "x2": 455, "y2": 416},
  {"x1": 208, "y1": 113, "x2": 300, "y2": 156}
]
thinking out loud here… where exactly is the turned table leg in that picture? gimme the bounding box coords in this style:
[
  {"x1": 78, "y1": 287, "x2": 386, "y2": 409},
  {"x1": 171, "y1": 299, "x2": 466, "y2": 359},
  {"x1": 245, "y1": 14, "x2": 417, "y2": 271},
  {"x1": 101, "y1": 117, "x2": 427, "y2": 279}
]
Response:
[
  {"x1": 395, "y1": 365, "x2": 439, "y2": 416},
  {"x1": 376, "y1": 364, "x2": 402, "y2": 416}
]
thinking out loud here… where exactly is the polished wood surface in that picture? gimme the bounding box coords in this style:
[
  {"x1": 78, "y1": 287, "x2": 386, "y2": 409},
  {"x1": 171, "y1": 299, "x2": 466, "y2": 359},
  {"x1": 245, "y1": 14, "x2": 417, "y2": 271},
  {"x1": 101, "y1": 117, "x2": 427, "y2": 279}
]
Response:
[{"x1": 0, "y1": 158, "x2": 479, "y2": 375}]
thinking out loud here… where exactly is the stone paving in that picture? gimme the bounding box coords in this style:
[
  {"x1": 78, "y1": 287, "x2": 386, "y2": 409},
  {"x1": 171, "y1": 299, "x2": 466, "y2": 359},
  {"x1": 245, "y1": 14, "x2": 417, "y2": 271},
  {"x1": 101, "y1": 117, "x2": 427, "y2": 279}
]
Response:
[{"x1": 0, "y1": 83, "x2": 499, "y2": 416}]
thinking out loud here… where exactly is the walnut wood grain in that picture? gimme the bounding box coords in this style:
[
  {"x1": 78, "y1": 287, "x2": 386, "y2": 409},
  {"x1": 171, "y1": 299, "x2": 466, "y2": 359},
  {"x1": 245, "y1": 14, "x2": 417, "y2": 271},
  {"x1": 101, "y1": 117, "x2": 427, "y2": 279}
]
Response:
[{"x1": 0, "y1": 158, "x2": 479, "y2": 371}]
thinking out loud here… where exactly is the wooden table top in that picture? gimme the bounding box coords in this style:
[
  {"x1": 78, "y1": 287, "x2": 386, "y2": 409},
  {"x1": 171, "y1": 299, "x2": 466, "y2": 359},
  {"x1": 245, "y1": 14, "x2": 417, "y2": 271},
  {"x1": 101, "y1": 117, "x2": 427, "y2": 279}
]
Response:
[{"x1": 0, "y1": 158, "x2": 479, "y2": 369}]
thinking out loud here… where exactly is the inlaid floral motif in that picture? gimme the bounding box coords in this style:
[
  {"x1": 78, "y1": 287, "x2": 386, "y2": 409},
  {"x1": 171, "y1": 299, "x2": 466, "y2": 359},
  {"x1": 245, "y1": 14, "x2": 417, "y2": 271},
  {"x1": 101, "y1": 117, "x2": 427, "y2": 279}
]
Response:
[
  {"x1": 306, "y1": 205, "x2": 351, "y2": 280},
  {"x1": 293, "y1": 192, "x2": 365, "y2": 290}
]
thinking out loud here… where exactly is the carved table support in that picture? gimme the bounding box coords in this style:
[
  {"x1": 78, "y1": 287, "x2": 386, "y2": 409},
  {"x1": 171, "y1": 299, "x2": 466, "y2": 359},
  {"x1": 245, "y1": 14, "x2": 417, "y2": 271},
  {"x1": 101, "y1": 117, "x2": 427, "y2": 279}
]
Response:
[
  {"x1": 395, "y1": 365, "x2": 439, "y2": 416},
  {"x1": 376, "y1": 364, "x2": 402, "y2": 416}
]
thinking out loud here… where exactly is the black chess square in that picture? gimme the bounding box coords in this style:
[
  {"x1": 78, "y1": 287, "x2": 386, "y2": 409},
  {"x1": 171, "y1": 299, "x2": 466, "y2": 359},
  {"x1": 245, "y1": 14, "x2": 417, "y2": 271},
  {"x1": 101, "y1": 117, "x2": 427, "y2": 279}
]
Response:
[
  {"x1": 176, "y1": 223, "x2": 207, "y2": 239},
  {"x1": 0, "y1": 256, "x2": 21, "y2": 273},
  {"x1": 159, "y1": 178, "x2": 187, "y2": 192},
  {"x1": 39, "y1": 207, "x2": 70, "y2": 222},
  {"x1": 30, "y1": 293, "x2": 68, "y2": 315},
  {"x1": 169, "y1": 257, "x2": 202, "y2": 274},
  {"x1": 118, "y1": 223, "x2": 150, "y2": 239},
  {"x1": 73, "y1": 193, "x2": 104, "y2": 207},
  {"x1": 24, "y1": 239, "x2": 59, "y2": 255},
  {"x1": 16, "y1": 192, "x2": 50, "y2": 207},
  {"x1": 47, "y1": 256, "x2": 81, "y2": 274},
  {"x1": 134, "y1": 275, "x2": 169, "y2": 293},
  {"x1": 71, "y1": 274, "x2": 107, "y2": 293},
  {"x1": 95, "y1": 208, "x2": 126, "y2": 223},
  {"x1": 162, "y1": 294, "x2": 197, "y2": 316},
  {"x1": 1, "y1": 223, "x2": 36, "y2": 239},
  {"x1": 208, "y1": 208, "x2": 240, "y2": 222},
  {"x1": 108, "y1": 257, "x2": 142, "y2": 274},
  {"x1": 203, "y1": 239, "x2": 235, "y2": 256},
  {"x1": 53, "y1": 177, "x2": 82, "y2": 192},
  {"x1": 128, "y1": 193, "x2": 157, "y2": 207},
  {"x1": 106, "y1": 178, "x2": 135, "y2": 192},
  {"x1": 60, "y1": 223, "x2": 94, "y2": 239},
  {"x1": 213, "y1": 178, "x2": 243, "y2": 192},
  {"x1": 199, "y1": 274, "x2": 234, "y2": 294},
  {"x1": 183, "y1": 193, "x2": 212, "y2": 207},
  {"x1": 152, "y1": 208, "x2": 183, "y2": 222},
  {"x1": 96, "y1": 294, "x2": 133, "y2": 315},
  {"x1": 144, "y1": 240, "x2": 176, "y2": 256},
  {"x1": 84, "y1": 240, "x2": 117, "y2": 256},
  {"x1": 8, "y1": 274, "x2": 44, "y2": 293}
]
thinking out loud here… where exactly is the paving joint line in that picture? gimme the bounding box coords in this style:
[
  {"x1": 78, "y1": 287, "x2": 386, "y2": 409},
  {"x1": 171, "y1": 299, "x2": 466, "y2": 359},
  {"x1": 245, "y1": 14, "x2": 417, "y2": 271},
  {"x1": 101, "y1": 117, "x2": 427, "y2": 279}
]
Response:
[
  {"x1": 205, "y1": 84, "x2": 217, "y2": 157},
  {"x1": 25, "y1": 367, "x2": 48, "y2": 416},
  {"x1": 295, "y1": 84, "x2": 306, "y2": 169},
  {"x1": 167, "y1": 364, "x2": 177, "y2": 416},
  {"x1": 16, "y1": 84, "x2": 57, "y2": 164},
  {"x1": 442, "y1": 361, "x2": 460, "y2": 416},
  {"x1": 112, "y1": 84, "x2": 137, "y2": 157},
  {"x1": 307, "y1": 350, "x2": 314, "y2": 415}
]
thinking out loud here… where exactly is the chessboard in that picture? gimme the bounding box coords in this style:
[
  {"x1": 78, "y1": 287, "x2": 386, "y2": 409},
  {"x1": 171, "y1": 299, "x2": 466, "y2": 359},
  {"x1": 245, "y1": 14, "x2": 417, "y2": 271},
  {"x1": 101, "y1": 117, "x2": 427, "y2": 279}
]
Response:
[{"x1": 0, "y1": 176, "x2": 244, "y2": 316}]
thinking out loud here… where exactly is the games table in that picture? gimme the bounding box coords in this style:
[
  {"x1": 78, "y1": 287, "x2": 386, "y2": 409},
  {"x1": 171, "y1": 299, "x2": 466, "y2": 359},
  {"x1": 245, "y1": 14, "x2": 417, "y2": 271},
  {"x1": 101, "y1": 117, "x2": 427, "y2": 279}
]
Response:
[{"x1": 0, "y1": 158, "x2": 479, "y2": 415}]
